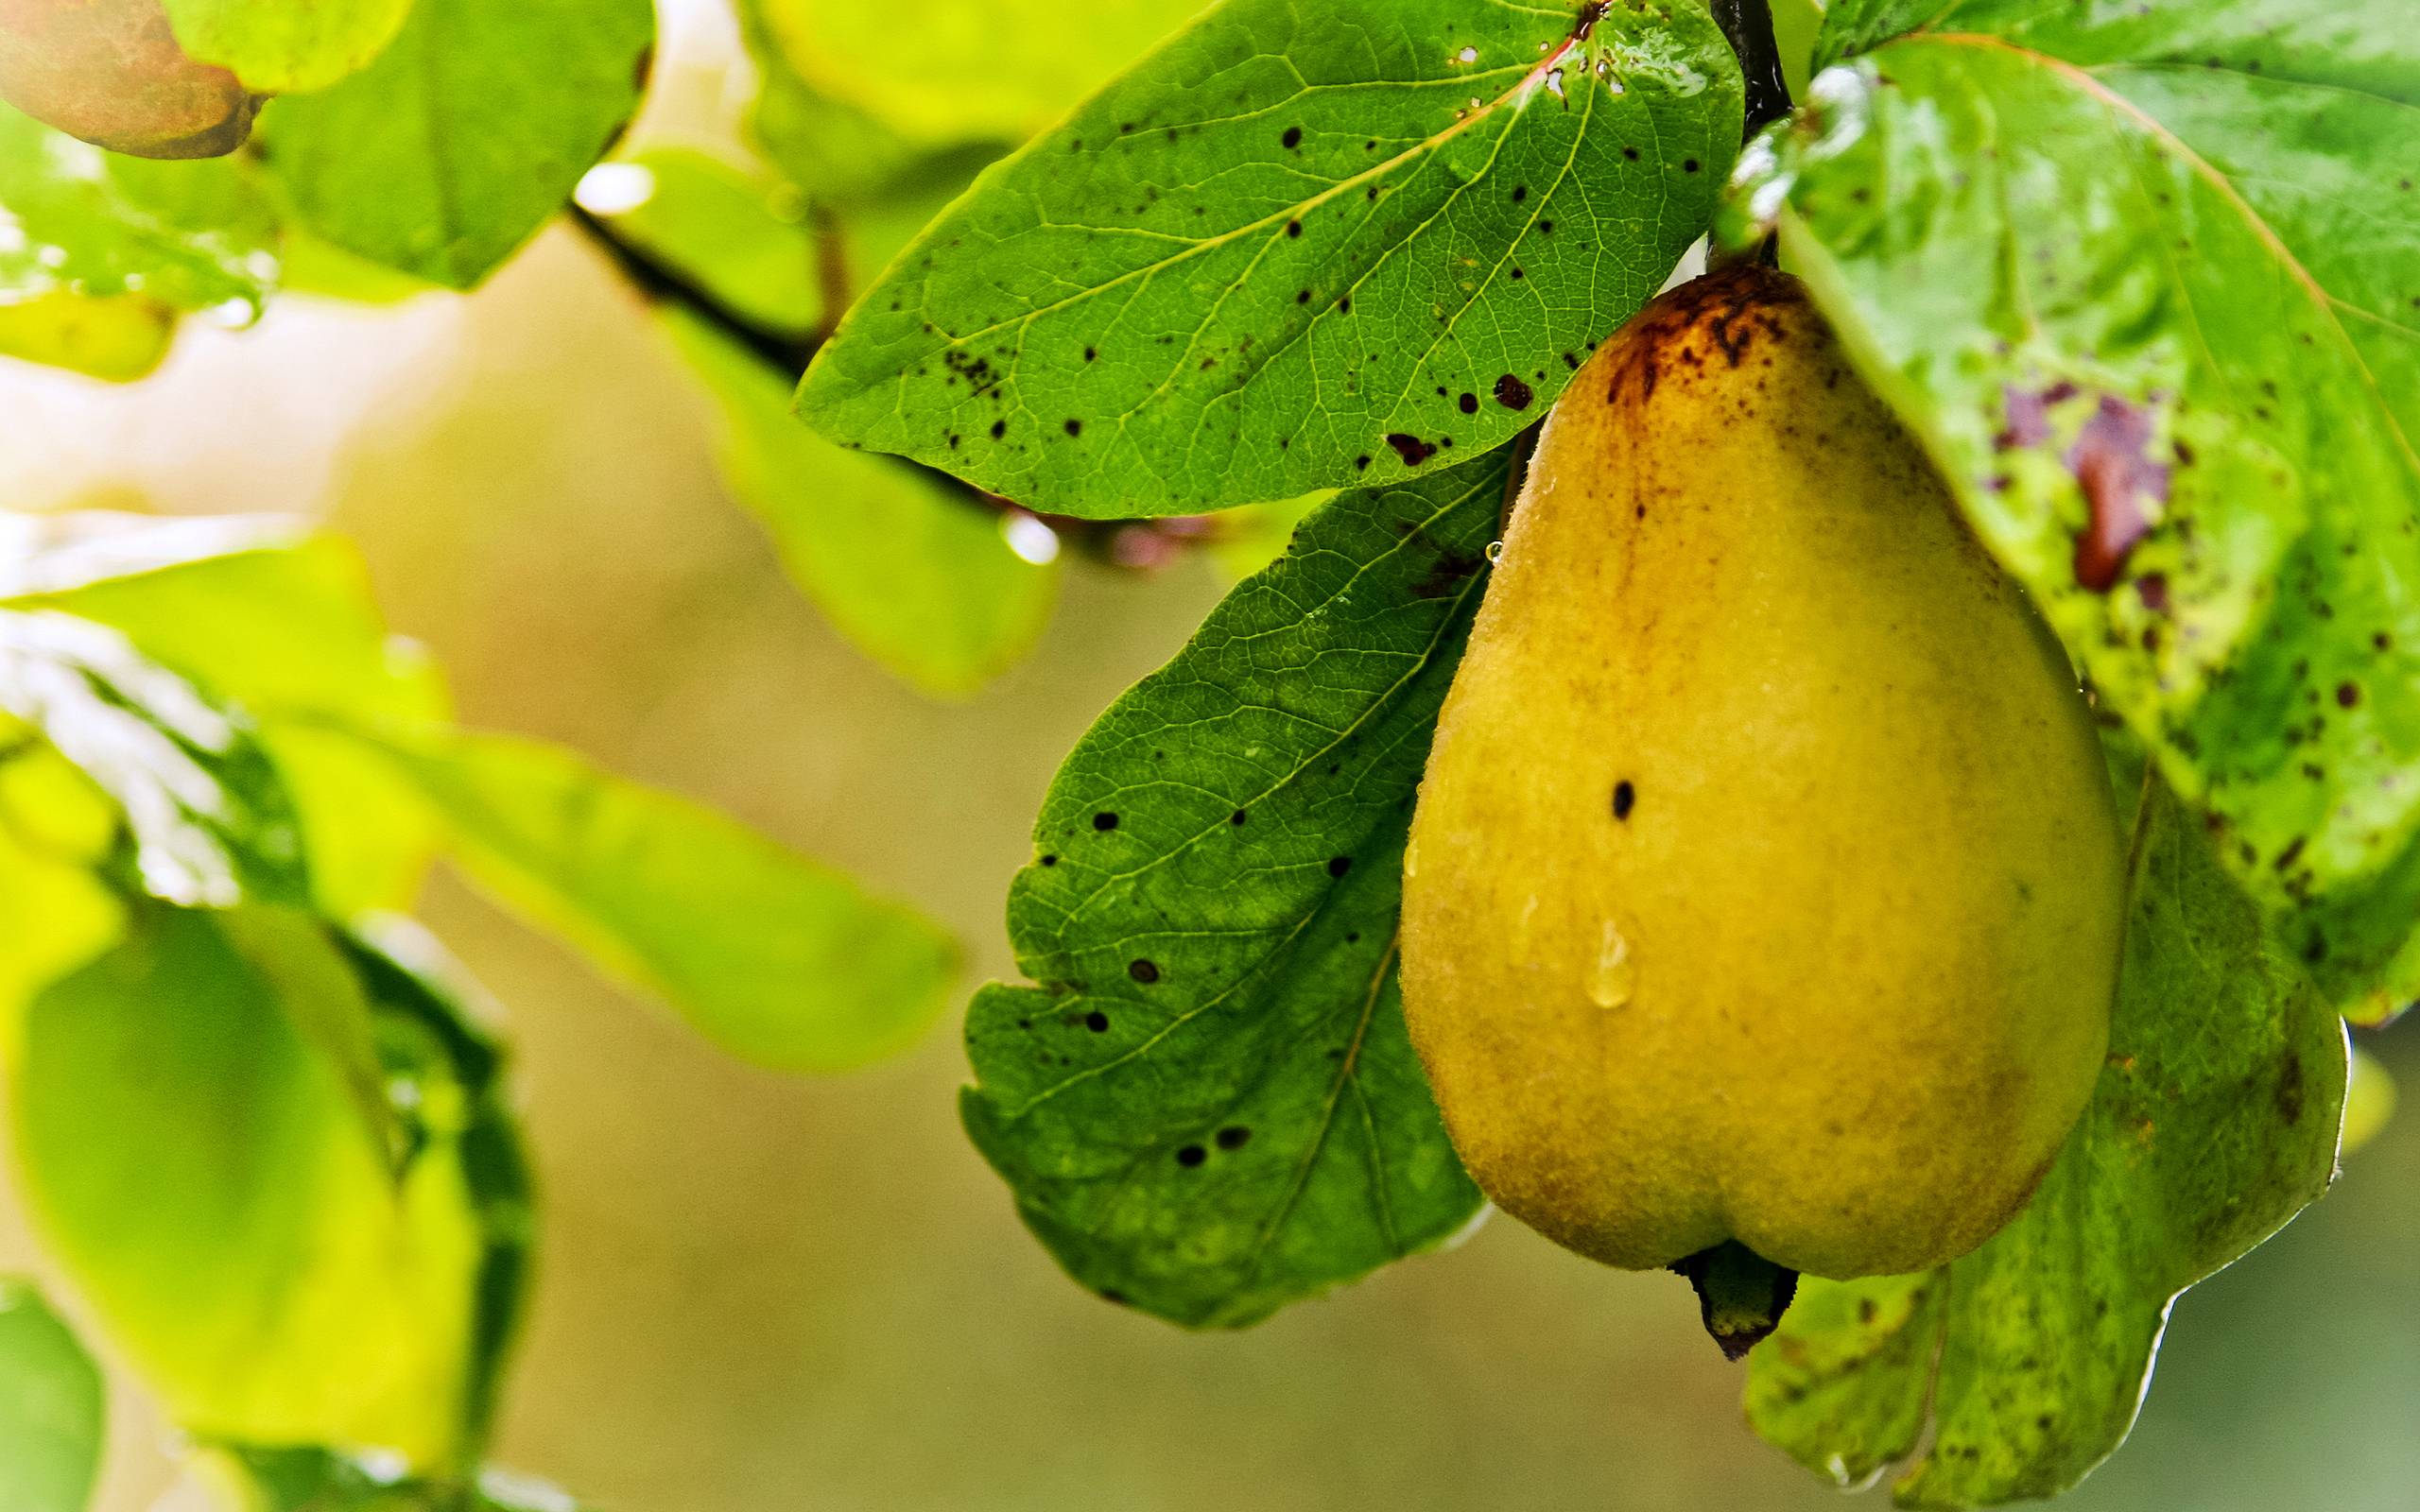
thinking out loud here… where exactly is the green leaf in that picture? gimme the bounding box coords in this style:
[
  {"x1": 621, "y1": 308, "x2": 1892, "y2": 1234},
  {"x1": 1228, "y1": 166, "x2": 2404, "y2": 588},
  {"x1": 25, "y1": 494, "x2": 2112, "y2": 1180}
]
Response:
[
  {"x1": 0, "y1": 749, "x2": 125, "y2": 1044},
  {"x1": 0, "y1": 608, "x2": 309, "y2": 908},
  {"x1": 163, "y1": 0, "x2": 414, "y2": 94},
  {"x1": 964, "y1": 449, "x2": 1505, "y2": 1327},
  {"x1": 259, "y1": 0, "x2": 655, "y2": 288},
  {"x1": 588, "y1": 142, "x2": 1008, "y2": 346},
  {"x1": 1746, "y1": 769, "x2": 2347, "y2": 1508},
  {"x1": 1720, "y1": 3, "x2": 2420, "y2": 1022},
  {"x1": 12, "y1": 901, "x2": 498, "y2": 1468},
  {"x1": 339, "y1": 923, "x2": 536, "y2": 1460},
  {"x1": 0, "y1": 104, "x2": 277, "y2": 315},
  {"x1": 595, "y1": 149, "x2": 824, "y2": 343},
  {"x1": 216, "y1": 1446, "x2": 585, "y2": 1512},
  {"x1": 348, "y1": 728, "x2": 959, "y2": 1074},
  {"x1": 665, "y1": 309, "x2": 1059, "y2": 698},
  {"x1": 0, "y1": 1280, "x2": 103, "y2": 1512},
  {"x1": 3, "y1": 515, "x2": 453, "y2": 918},
  {"x1": 735, "y1": 5, "x2": 1010, "y2": 214},
  {"x1": 747, "y1": 0, "x2": 1203, "y2": 146},
  {"x1": 800, "y1": 0, "x2": 1743, "y2": 517},
  {"x1": 0, "y1": 290, "x2": 175, "y2": 381}
]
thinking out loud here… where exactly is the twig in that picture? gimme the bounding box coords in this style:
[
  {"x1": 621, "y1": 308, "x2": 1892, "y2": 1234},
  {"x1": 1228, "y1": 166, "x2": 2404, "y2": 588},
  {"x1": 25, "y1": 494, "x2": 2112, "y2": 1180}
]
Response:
[{"x1": 1710, "y1": 0, "x2": 1795, "y2": 141}]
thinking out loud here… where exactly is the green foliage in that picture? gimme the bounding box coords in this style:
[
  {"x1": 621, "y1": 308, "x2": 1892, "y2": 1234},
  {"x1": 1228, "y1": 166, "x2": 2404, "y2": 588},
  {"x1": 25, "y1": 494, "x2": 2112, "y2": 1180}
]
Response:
[
  {"x1": 800, "y1": 0, "x2": 1744, "y2": 516},
  {"x1": 163, "y1": 0, "x2": 414, "y2": 94},
  {"x1": 1, "y1": 517, "x2": 448, "y2": 919},
  {"x1": 666, "y1": 310, "x2": 1060, "y2": 699},
  {"x1": 1722, "y1": 0, "x2": 2420, "y2": 1022},
  {"x1": 0, "y1": 608, "x2": 309, "y2": 908},
  {"x1": 354, "y1": 726, "x2": 959, "y2": 1074},
  {"x1": 12, "y1": 901, "x2": 503, "y2": 1467},
  {"x1": 603, "y1": 150, "x2": 827, "y2": 344},
  {"x1": 259, "y1": 0, "x2": 654, "y2": 288},
  {"x1": 0, "y1": 291, "x2": 174, "y2": 382},
  {"x1": 735, "y1": 7, "x2": 1009, "y2": 215},
  {"x1": 964, "y1": 453, "x2": 1502, "y2": 1325},
  {"x1": 750, "y1": 0, "x2": 1206, "y2": 146},
  {"x1": 0, "y1": 1280, "x2": 103, "y2": 1512},
  {"x1": 1748, "y1": 763, "x2": 2346, "y2": 1507},
  {"x1": 0, "y1": 104, "x2": 277, "y2": 315},
  {"x1": 220, "y1": 1446, "x2": 586, "y2": 1512}
]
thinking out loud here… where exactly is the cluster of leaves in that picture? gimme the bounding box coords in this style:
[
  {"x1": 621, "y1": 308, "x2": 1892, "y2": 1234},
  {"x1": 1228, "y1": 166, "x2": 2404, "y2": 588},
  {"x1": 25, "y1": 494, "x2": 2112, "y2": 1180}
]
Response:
[
  {"x1": 0, "y1": 510, "x2": 956, "y2": 1505},
  {"x1": 0, "y1": 0, "x2": 1217, "y2": 701},
  {"x1": 781, "y1": 0, "x2": 2411, "y2": 1505}
]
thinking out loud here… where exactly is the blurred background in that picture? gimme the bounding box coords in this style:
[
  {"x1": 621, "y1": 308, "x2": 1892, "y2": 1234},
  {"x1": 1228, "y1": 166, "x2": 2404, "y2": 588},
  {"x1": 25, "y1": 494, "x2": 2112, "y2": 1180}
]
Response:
[{"x1": 1, "y1": 2, "x2": 2414, "y2": 1509}]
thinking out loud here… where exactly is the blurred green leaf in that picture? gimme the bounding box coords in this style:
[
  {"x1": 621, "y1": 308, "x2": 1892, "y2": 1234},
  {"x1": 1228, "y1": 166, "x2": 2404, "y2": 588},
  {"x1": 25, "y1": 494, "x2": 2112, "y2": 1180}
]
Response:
[
  {"x1": 0, "y1": 608, "x2": 309, "y2": 908},
  {"x1": 0, "y1": 1280, "x2": 103, "y2": 1512},
  {"x1": 351, "y1": 728, "x2": 959, "y2": 1074},
  {"x1": 749, "y1": 0, "x2": 1202, "y2": 146},
  {"x1": 164, "y1": 0, "x2": 414, "y2": 94},
  {"x1": 2342, "y1": 1042, "x2": 2397, "y2": 1154},
  {"x1": 731, "y1": 1, "x2": 1011, "y2": 220},
  {"x1": 12, "y1": 901, "x2": 496, "y2": 1468},
  {"x1": 0, "y1": 104, "x2": 276, "y2": 315},
  {"x1": 276, "y1": 227, "x2": 441, "y2": 305},
  {"x1": 217, "y1": 1446, "x2": 584, "y2": 1512},
  {"x1": 965, "y1": 452, "x2": 1503, "y2": 1327},
  {"x1": 1202, "y1": 493, "x2": 1325, "y2": 585},
  {"x1": 591, "y1": 143, "x2": 1007, "y2": 347},
  {"x1": 799, "y1": 0, "x2": 1740, "y2": 517},
  {"x1": 260, "y1": 0, "x2": 654, "y2": 288},
  {"x1": 1747, "y1": 771, "x2": 2347, "y2": 1508},
  {"x1": 0, "y1": 290, "x2": 175, "y2": 381},
  {"x1": 340, "y1": 923, "x2": 536, "y2": 1460},
  {"x1": 5, "y1": 518, "x2": 453, "y2": 917},
  {"x1": 666, "y1": 309, "x2": 1058, "y2": 698},
  {"x1": 0, "y1": 750, "x2": 124, "y2": 1048},
  {"x1": 1720, "y1": 1, "x2": 2420, "y2": 1022},
  {"x1": 598, "y1": 149, "x2": 823, "y2": 343}
]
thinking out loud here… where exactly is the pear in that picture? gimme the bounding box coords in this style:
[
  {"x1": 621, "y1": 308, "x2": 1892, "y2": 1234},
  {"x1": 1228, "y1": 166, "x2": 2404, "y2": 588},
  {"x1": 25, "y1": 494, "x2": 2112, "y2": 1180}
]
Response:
[
  {"x1": 0, "y1": 0, "x2": 262, "y2": 160},
  {"x1": 1399, "y1": 263, "x2": 2125, "y2": 1283}
]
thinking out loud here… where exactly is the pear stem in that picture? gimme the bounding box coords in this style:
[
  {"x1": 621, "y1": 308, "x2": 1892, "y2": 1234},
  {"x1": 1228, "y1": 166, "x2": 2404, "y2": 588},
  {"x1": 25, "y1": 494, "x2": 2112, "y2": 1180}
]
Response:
[{"x1": 1675, "y1": 1241, "x2": 1801, "y2": 1360}]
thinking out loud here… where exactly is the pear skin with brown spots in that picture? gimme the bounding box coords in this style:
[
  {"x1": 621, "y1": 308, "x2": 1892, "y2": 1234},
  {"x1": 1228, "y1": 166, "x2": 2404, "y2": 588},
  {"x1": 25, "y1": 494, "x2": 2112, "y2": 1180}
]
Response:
[{"x1": 1400, "y1": 264, "x2": 2125, "y2": 1281}]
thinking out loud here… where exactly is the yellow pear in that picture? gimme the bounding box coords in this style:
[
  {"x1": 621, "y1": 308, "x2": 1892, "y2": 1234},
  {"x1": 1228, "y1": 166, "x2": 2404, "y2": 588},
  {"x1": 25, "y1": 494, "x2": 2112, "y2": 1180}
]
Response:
[{"x1": 1400, "y1": 263, "x2": 2125, "y2": 1282}]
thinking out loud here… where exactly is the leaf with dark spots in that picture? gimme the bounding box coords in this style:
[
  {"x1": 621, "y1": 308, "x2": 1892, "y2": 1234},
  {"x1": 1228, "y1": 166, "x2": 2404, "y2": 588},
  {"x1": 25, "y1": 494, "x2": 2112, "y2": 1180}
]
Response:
[
  {"x1": 1492, "y1": 373, "x2": 1534, "y2": 411},
  {"x1": 800, "y1": 0, "x2": 1742, "y2": 516},
  {"x1": 963, "y1": 450, "x2": 1507, "y2": 1327},
  {"x1": 1384, "y1": 433, "x2": 1438, "y2": 467}
]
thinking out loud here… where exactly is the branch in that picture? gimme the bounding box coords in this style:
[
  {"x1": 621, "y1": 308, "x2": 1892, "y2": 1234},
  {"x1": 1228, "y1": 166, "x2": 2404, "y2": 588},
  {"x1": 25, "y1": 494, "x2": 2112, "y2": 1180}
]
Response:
[{"x1": 1710, "y1": 0, "x2": 1794, "y2": 141}]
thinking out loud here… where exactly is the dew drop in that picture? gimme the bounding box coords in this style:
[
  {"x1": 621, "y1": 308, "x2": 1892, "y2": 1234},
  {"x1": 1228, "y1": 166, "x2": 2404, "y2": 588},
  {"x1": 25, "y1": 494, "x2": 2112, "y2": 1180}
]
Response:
[
  {"x1": 1403, "y1": 834, "x2": 1422, "y2": 879},
  {"x1": 1484, "y1": 540, "x2": 1507, "y2": 563},
  {"x1": 1586, "y1": 918, "x2": 1635, "y2": 1009}
]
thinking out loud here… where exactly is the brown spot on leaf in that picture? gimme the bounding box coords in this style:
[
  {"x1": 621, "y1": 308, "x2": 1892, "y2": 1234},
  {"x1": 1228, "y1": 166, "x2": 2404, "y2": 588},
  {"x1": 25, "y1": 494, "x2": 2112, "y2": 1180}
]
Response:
[
  {"x1": 1385, "y1": 433, "x2": 1438, "y2": 466},
  {"x1": 2067, "y1": 395, "x2": 2169, "y2": 591}
]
